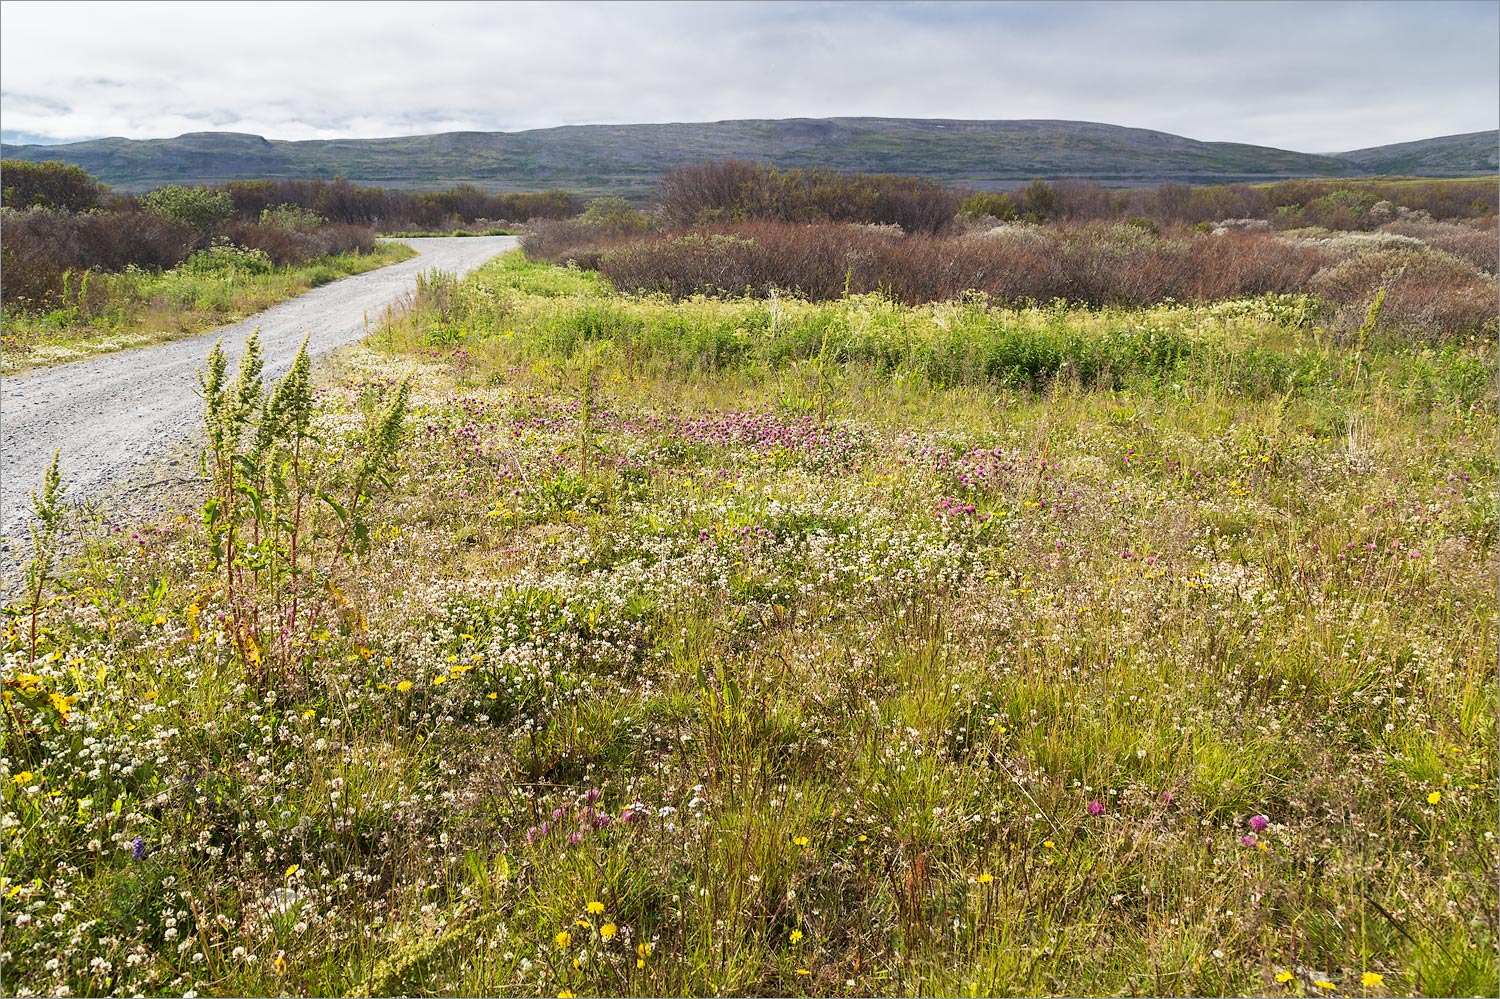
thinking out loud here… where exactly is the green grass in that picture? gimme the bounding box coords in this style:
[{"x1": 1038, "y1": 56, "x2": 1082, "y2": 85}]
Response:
[
  {"x1": 0, "y1": 242, "x2": 417, "y2": 372},
  {"x1": 3, "y1": 251, "x2": 1495, "y2": 997}
]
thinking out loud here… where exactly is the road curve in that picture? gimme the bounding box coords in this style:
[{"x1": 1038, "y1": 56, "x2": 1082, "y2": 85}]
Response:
[{"x1": 0, "y1": 235, "x2": 518, "y2": 547}]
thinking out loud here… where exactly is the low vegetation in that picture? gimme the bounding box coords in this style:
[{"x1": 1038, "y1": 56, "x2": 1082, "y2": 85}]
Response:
[
  {"x1": 0, "y1": 240, "x2": 414, "y2": 372},
  {"x1": 525, "y1": 215, "x2": 1498, "y2": 343},
  {"x1": 3, "y1": 250, "x2": 1494, "y2": 997}
]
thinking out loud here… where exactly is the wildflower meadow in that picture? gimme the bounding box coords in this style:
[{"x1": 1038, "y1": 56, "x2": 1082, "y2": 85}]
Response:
[{"x1": 3, "y1": 251, "x2": 1495, "y2": 997}]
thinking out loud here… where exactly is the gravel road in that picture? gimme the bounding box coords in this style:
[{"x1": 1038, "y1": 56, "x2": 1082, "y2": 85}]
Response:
[{"x1": 0, "y1": 235, "x2": 517, "y2": 564}]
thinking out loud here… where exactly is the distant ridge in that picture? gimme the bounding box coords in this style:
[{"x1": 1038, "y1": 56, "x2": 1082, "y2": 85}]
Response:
[
  {"x1": 4, "y1": 118, "x2": 1495, "y2": 194},
  {"x1": 1333, "y1": 130, "x2": 1498, "y2": 177}
]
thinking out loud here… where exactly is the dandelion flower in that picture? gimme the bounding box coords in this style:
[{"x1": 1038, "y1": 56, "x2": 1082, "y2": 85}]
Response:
[
  {"x1": 600, "y1": 922, "x2": 618, "y2": 940},
  {"x1": 1043, "y1": 840, "x2": 1055, "y2": 849},
  {"x1": 284, "y1": 865, "x2": 299, "y2": 879},
  {"x1": 558, "y1": 991, "x2": 576, "y2": 998},
  {"x1": 637, "y1": 942, "x2": 651, "y2": 960},
  {"x1": 796, "y1": 967, "x2": 812, "y2": 975},
  {"x1": 792, "y1": 835, "x2": 810, "y2": 847},
  {"x1": 396, "y1": 680, "x2": 413, "y2": 692},
  {"x1": 1427, "y1": 791, "x2": 1441, "y2": 804},
  {"x1": 976, "y1": 872, "x2": 993, "y2": 884},
  {"x1": 587, "y1": 901, "x2": 605, "y2": 915},
  {"x1": 1276, "y1": 971, "x2": 1295, "y2": 983},
  {"x1": 1313, "y1": 980, "x2": 1335, "y2": 990},
  {"x1": 555, "y1": 930, "x2": 572, "y2": 948},
  {"x1": 789, "y1": 929, "x2": 804, "y2": 944},
  {"x1": 1361, "y1": 972, "x2": 1383, "y2": 987}
]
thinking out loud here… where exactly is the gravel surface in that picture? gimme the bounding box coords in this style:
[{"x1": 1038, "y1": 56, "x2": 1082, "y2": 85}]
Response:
[{"x1": 0, "y1": 235, "x2": 517, "y2": 577}]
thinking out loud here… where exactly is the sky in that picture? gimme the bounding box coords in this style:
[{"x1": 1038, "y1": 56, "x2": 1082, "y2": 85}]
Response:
[{"x1": 1, "y1": 0, "x2": 1496, "y2": 153}]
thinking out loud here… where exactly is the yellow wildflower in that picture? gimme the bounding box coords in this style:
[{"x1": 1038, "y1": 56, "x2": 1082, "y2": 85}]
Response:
[
  {"x1": 284, "y1": 865, "x2": 299, "y2": 879},
  {"x1": 1361, "y1": 972, "x2": 1383, "y2": 987},
  {"x1": 1276, "y1": 971, "x2": 1294, "y2": 983},
  {"x1": 555, "y1": 930, "x2": 572, "y2": 948},
  {"x1": 1427, "y1": 791, "x2": 1441, "y2": 804},
  {"x1": 637, "y1": 942, "x2": 651, "y2": 960},
  {"x1": 792, "y1": 835, "x2": 810, "y2": 847},
  {"x1": 1314, "y1": 981, "x2": 1335, "y2": 991},
  {"x1": 1043, "y1": 840, "x2": 1055, "y2": 849},
  {"x1": 600, "y1": 922, "x2": 618, "y2": 940},
  {"x1": 587, "y1": 901, "x2": 605, "y2": 915},
  {"x1": 789, "y1": 929, "x2": 804, "y2": 944},
  {"x1": 558, "y1": 992, "x2": 576, "y2": 998},
  {"x1": 796, "y1": 967, "x2": 811, "y2": 975},
  {"x1": 396, "y1": 680, "x2": 413, "y2": 692},
  {"x1": 11, "y1": 771, "x2": 35, "y2": 785},
  {"x1": 977, "y1": 872, "x2": 993, "y2": 884}
]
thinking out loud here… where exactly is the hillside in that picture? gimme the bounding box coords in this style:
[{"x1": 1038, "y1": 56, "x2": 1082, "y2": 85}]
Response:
[
  {"x1": 1333, "y1": 130, "x2": 1499, "y2": 176},
  {"x1": 4, "y1": 118, "x2": 1493, "y2": 194}
]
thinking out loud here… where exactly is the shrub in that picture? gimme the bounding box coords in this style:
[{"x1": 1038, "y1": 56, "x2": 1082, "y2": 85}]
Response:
[
  {"x1": 1, "y1": 160, "x2": 106, "y2": 212},
  {"x1": 179, "y1": 241, "x2": 275, "y2": 277},
  {"x1": 959, "y1": 192, "x2": 1018, "y2": 222},
  {"x1": 141, "y1": 185, "x2": 235, "y2": 233},
  {"x1": 0, "y1": 207, "x2": 194, "y2": 309},
  {"x1": 656, "y1": 160, "x2": 961, "y2": 233},
  {"x1": 1309, "y1": 246, "x2": 1497, "y2": 340},
  {"x1": 1380, "y1": 217, "x2": 1499, "y2": 274},
  {"x1": 574, "y1": 220, "x2": 1334, "y2": 308},
  {"x1": 579, "y1": 197, "x2": 652, "y2": 232},
  {"x1": 259, "y1": 203, "x2": 328, "y2": 231}
]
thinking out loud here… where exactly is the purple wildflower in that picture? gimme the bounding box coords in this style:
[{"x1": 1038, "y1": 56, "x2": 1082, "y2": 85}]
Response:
[
  {"x1": 131, "y1": 836, "x2": 147, "y2": 861},
  {"x1": 1250, "y1": 814, "x2": 1269, "y2": 832},
  {"x1": 1087, "y1": 800, "x2": 1105, "y2": 817}
]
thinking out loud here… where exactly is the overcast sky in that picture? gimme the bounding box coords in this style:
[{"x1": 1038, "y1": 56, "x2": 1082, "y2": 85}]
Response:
[{"x1": 1, "y1": 0, "x2": 1495, "y2": 152}]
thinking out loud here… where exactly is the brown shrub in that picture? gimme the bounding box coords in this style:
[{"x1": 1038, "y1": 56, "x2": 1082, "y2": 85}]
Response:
[
  {"x1": 583, "y1": 221, "x2": 1333, "y2": 308},
  {"x1": 1309, "y1": 247, "x2": 1497, "y2": 339},
  {"x1": 656, "y1": 160, "x2": 960, "y2": 233},
  {"x1": 1, "y1": 207, "x2": 195, "y2": 308},
  {"x1": 1379, "y1": 217, "x2": 1498, "y2": 274}
]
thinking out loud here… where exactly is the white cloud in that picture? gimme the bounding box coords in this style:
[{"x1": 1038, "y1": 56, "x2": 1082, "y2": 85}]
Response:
[{"x1": 1, "y1": 0, "x2": 1495, "y2": 150}]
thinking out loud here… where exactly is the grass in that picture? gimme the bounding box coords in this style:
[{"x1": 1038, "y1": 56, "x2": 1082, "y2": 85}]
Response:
[
  {"x1": 2, "y1": 250, "x2": 1495, "y2": 998},
  {"x1": 0, "y1": 242, "x2": 417, "y2": 373}
]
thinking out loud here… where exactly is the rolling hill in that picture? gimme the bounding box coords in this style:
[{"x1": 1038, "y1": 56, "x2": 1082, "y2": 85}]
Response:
[
  {"x1": 1333, "y1": 130, "x2": 1498, "y2": 177},
  {"x1": 3, "y1": 118, "x2": 1494, "y2": 194}
]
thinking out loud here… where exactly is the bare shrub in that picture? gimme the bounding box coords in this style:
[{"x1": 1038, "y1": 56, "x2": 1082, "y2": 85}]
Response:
[
  {"x1": 1, "y1": 208, "x2": 195, "y2": 308},
  {"x1": 584, "y1": 220, "x2": 1334, "y2": 308},
  {"x1": 1380, "y1": 217, "x2": 1499, "y2": 275},
  {"x1": 1310, "y1": 247, "x2": 1497, "y2": 339},
  {"x1": 656, "y1": 160, "x2": 960, "y2": 233}
]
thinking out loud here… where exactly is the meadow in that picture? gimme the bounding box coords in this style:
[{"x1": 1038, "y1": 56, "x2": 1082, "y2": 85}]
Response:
[{"x1": 2, "y1": 250, "x2": 1495, "y2": 998}]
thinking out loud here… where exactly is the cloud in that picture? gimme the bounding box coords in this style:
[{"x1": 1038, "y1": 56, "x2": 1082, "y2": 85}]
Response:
[{"x1": 1, "y1": 0, "x2": 1495, "y2": 151}]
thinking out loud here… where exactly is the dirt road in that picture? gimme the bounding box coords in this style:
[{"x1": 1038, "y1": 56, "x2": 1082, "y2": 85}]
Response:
[{"x1": 0, "y1": 235, "x2": 517, "y2": 559}]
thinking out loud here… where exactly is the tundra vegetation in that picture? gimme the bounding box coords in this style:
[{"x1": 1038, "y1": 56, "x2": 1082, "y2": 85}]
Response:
[{"x1": 1, "y1": 161, "x2": 1496, "y2": 998}]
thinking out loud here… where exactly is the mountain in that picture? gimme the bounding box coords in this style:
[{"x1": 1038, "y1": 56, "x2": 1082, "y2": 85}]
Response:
[
  {"x1": 3, "y1": 118, "x2": 1493, "y2": 195},
  {"x1": 1332, "y1": 130, "x2": 1499, "y2": 177}
]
